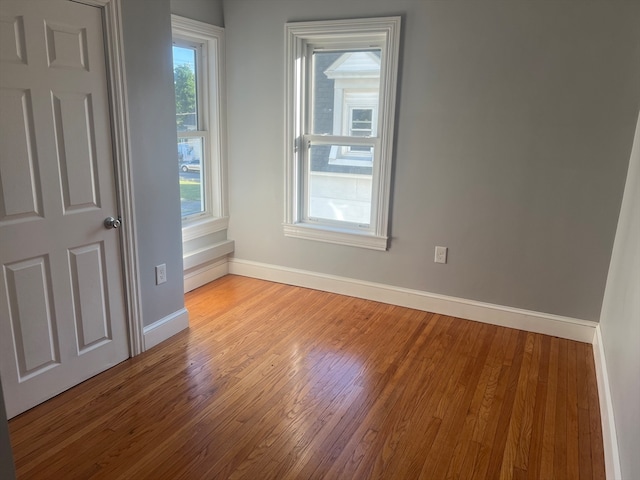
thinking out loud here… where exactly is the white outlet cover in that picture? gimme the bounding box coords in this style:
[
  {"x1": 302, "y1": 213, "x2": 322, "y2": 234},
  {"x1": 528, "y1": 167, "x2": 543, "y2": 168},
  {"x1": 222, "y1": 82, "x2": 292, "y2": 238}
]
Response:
[
  {"x1": 156, "y1": 264, "x2": 167, "y2": 284},
  {"x1": 435, "y1": 246, "x2": 447, "y2": 264}
]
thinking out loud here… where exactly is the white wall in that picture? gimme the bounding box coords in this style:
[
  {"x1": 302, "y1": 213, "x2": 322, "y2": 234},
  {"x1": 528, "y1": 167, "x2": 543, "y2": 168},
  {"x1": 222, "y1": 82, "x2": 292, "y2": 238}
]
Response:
[
  {"x1": 600, "y1": 113, "x2": 640, "y2": 479},
  {"x1": 223, "y1": 0, "x2": 640, "y2": 321},
  {"x1": 170, "y1": 0, "x2": 224, "y2": 26},
  {"x1": 121, "y1": 0, "x2": 186, "y2": 326}
]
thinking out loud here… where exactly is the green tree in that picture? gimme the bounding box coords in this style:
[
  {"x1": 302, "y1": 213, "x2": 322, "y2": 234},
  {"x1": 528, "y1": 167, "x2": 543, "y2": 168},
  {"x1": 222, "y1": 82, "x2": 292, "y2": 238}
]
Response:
[{"x1": 174, "y1": 64, "x2": 196, "y2": 130}]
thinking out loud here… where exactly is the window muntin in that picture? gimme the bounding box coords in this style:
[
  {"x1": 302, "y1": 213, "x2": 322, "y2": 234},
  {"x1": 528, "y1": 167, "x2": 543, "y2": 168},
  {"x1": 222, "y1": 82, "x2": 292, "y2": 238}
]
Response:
[
  {"x1": 172, "y1": 15, "x2": 228, "y2": 239},
  {"x1": 285, "y1": 18, "x2": 401, "y2": 250}
]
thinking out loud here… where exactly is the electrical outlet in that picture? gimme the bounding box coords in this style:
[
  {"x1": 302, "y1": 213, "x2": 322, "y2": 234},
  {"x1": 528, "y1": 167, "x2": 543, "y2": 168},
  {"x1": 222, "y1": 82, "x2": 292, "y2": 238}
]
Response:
[
  {"x1": 434, "y1": 246, "x2": 447, "y2": 264},
  {"x1": 155, "y1": 264, "x2": 167, "y2": 284}
]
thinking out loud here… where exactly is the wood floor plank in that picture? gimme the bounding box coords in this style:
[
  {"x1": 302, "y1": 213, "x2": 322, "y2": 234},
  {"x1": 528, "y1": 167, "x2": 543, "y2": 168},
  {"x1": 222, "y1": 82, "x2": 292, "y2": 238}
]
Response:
[
  {"x1": 526, "y1": 334, "x2": 552, "y2": 480},
  {"x1": 443, "y1": 325, "x2": 499, "y2": 480},
  {"x1": 476, "y1": 331, "x2": 524, "y2": 478},
  {"x1": 498, "y1": 332, "x2": 535, "y2": 480},
  {"x1": 456, "y1": 327, "x2": 512, "y2": 479},
  {"x1": 513, "y1": 333, "x2": 542, "y2": 471},
  {"x1": 586, "y1": 342, "x2": 606, "y2": 480},
  {"x1": 220, "y1": 304, "x2": 420, "y2": 478},
  {"x1": 367, "y1": 316, "x2": 463, "y2": 479},
  {"x1": 566, "y1": 340, "x2": 580, "y2": 480},
  {"x1": 372, "y1": 317, "x2": 468, "y2": 479},
  {"x1": 577, "y1": 342, "x2": 594, "y2": 480},
  {"x1": 7, "y1": 275, "x2": 606, "y2": 480},
  {"x1": 540, "y1": 336, "x2": 560, "y2": 480},
  {"x1": 554, "y1": 339, "x2": 569, "y2": 480},
  {"x1": 323, "y1": 312, "x2": 439, "y2": 480},
  {"x1": 482, "y1": 330, "x2": 527, "y2": 479},
  {"x1": 322, "y1": 313, "x2": 439, "y2": 478},
  {"x1": 418, "y1": 322, "x2": 496, "y2": 480}
]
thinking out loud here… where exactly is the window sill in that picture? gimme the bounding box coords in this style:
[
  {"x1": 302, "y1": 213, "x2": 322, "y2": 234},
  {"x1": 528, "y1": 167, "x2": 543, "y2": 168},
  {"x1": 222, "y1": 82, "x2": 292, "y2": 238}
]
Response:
[
  {"x1": 283, "y1": 223, "x2": 388, "y2": 251},
  {"x1": 182, "y1": 216, "x2": 229, "y2": 242}
]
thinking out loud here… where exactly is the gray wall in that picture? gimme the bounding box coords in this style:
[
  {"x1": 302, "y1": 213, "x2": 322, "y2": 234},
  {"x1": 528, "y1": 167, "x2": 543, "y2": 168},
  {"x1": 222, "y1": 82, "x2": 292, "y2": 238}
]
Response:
[
  {"x1": 224, "y1": 0, "x2": 640, "y2": 321},
  {"x1": 122, "y1": 0, "x2": 186, "y2": 326},
  {"x1": 600, "y1": 114, "x2": 640, "y2": 479},
  {"x1": 170, "y1": 0, "x2": 224, "y2": 26},
  {"x1": 0, "y1": 379, "x2": 15, "y2": 480}
]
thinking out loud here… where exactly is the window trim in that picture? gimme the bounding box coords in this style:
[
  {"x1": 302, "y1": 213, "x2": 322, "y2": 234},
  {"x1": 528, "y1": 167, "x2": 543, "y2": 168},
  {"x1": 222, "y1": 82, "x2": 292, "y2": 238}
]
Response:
[
  {"x1": 284, "y1": 17, "x2": 401, "y2": 251},
  {"x1": 171, "y1": 15, "x2": 228, "y2": 241}
]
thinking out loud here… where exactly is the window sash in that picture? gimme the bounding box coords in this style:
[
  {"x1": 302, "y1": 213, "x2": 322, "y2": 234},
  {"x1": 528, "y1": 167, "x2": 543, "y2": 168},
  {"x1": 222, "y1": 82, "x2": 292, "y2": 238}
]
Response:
[
  {"x1": 302, "y1": 134, "x2": 379, "y2": 230},
  {"x1": 302, "y1": 43, "x2": 383, "y2": 234}
]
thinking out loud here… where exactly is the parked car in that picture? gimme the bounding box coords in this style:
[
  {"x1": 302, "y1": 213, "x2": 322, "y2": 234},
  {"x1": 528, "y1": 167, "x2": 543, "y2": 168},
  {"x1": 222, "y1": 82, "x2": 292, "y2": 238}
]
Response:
[{"x1": 180, "y1": 159, "x2": 201, "y2": 173}]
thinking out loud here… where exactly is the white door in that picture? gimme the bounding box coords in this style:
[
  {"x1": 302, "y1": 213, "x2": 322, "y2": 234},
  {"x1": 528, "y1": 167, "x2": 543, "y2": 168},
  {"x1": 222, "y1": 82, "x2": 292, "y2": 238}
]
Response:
[{"x1": 0, "y1": 0, "x2": 129, "y2": 419}]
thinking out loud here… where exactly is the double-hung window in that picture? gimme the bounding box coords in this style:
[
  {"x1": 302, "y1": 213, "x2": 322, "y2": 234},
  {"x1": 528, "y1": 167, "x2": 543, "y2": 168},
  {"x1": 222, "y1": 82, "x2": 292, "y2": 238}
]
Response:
[
  {"x1": 171, "y1": 15, "x2": 228, "y2": 240},
  {"x1": 284, "y1": 17, "x2": 401, "y2": 250}
]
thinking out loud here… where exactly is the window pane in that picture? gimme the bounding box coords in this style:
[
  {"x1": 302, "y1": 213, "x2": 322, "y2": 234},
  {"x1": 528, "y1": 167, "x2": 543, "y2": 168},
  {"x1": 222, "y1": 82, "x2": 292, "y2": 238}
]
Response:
[
  {"x1": 351, "y1": 109, "x2": 372, "y2": 135},
  {"x1": 308, "y1": 144, "x2": 373, "y2": 225},
  {"x1": 173, "y1": 45, "x2": 198, "y2": 132},
  {"x1": 311, "y1": 50, "x2": 381, "y2": 136},
  {"x1": 178, "y1": 137, "x2": 204, "y2": 217}
]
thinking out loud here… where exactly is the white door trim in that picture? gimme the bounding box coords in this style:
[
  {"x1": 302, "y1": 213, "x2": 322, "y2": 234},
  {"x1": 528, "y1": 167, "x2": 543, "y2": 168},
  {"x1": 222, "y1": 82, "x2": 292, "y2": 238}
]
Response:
[{"x1": 72, "y1": 0, "x2": 144, "y2": 355}]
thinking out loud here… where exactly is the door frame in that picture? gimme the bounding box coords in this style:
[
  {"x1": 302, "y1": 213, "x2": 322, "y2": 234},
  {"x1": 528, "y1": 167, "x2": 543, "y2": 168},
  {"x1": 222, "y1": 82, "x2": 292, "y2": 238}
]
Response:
[{"x1": 72, "y1": 0, "x2": 144, "y2": 355}]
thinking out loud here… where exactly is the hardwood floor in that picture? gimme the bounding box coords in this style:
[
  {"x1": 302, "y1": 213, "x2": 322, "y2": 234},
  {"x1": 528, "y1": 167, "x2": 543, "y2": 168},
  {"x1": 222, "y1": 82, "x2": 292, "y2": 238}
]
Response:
[{"x1": 8, "y1": 275, "x2": 605, "y2": 479}]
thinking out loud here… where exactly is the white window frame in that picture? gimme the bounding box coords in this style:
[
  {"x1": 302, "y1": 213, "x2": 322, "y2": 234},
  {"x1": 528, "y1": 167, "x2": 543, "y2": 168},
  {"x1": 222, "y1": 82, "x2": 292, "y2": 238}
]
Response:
[
  {"x1": 284, "y1": 17, "x2": 401, "y2": 251},
  {"x1": 171, "y1": 15, "x2": 228, "y2": 242}
]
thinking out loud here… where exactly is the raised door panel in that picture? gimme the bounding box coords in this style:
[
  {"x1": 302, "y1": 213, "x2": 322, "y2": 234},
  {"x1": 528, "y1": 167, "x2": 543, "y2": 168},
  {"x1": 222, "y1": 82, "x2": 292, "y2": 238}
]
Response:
[
  {"x1": 3, "y1": 256, "x2": 60, "y2": 381},
  {"x1": 52, "y1": 92, "x2": 100, "y2": 212},
  {"x1": 45, "y1": 21, "x2": 89, "y2": 71},
  {"x1": 68, "y1": 243, "x2": 111, "y2": 353},
  {"x1": 0, "y1": 87, "x2": 42, "y2": 223},
  {"x1": 0, "y1": 14, "x2": 27, "y2": 65}
]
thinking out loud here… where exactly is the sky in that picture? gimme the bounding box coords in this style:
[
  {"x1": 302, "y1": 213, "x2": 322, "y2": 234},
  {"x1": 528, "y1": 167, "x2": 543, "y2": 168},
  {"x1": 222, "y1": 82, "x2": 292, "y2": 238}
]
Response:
[{"x1": 172, "y1": 45, "x2": 195, "y2": 72}]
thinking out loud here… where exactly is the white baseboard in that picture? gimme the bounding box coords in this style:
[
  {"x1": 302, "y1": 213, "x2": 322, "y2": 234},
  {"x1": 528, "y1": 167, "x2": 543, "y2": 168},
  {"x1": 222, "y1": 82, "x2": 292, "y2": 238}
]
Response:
[
  {"x1": 183, "y1": 240, "x2": 234, "y2": 271},
  {"x1": 592, "y1": 325, "x2": 622, "y2": 480},
  {"x1": 143, "y1": 308, "x2": 189, "y2": 350},
  {"x1": 184, "y1": 258, "x2": 229, "y2": 293},
  {"x1": 227, "y1": 258, "x2": 597, "y2": 343}
]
